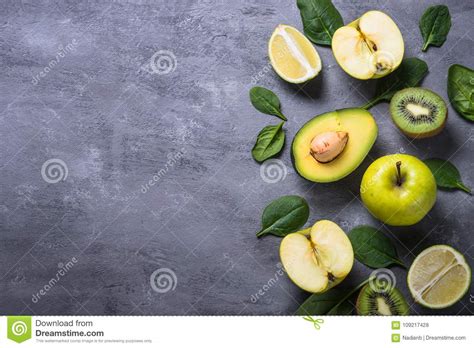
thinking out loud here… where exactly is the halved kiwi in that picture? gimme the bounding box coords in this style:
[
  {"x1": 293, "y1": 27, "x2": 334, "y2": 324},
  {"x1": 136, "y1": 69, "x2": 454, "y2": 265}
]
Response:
[
  {"x1": 356, "y1": 284, "x2": 410, "y2": 316},
  {"x1": 390, "y1": 87, "x2": 447, "y2": 138}
]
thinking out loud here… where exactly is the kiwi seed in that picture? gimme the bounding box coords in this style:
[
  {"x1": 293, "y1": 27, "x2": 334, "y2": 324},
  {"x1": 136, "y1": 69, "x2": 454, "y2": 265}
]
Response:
[{"x1": 389, "y1": 87, "x2": 447, "y2": 138}]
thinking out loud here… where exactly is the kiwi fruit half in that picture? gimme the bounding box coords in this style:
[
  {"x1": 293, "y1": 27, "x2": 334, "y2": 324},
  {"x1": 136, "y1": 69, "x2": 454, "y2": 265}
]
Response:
[
  {"x1": 356, "y1": 283, "x2": 410, "y2": 316},
  {"x1": 390, "y1": 87, "x2": 447, "y2": 138}
]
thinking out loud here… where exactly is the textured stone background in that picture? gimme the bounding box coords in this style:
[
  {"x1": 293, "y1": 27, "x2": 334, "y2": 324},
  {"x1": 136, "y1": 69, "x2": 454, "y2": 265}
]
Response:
[{"x1": 0, "y1": 0, "x2": 473, "y2": 315}]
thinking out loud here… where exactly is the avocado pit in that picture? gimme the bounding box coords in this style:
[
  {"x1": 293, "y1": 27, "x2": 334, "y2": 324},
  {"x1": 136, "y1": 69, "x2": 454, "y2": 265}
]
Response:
[
  {"x1": 310, "y1": 131, "x2": 349, "y2": 163},
  {"x1": 291, "y1": 108, "x2": 378, "y2": 183}
]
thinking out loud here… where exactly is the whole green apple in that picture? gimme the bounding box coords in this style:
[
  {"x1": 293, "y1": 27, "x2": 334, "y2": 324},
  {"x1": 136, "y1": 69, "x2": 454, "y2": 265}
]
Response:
[{"x1": 360, "y1": 154, "x2": 436, "y2": 226}]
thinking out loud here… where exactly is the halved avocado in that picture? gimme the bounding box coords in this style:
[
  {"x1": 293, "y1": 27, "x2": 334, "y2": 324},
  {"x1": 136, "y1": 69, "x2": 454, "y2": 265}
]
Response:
[{"x1": 292, "y1": 108, "x2": 378, "y2": 183}]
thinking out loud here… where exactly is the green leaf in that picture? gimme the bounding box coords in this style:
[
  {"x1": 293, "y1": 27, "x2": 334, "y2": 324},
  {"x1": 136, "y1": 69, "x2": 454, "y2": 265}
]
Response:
[
  {"x1": 348, "y1": 226, "x2": 405, "y2": 269},
  {"x1": 257, "y1": 195, "x2": 309, "y2": 238},
  {"x1": 362, "y1": 58, "x2": 429, "y2": 109},
  {"x1": 447, "y1": 64, "x2": 474, "y2": 122},
  {"x1": 419, "y1": 5, "x2": 451, "y2": 52},
  {"x1": 296, "y1": 278, "x2": 370, "y2": 315},
  {"x1": 296, "y1": 288, "x2": 350, "y2": 315},
  {"x1": 251, "y1": 122, "x2": 285, "y2": 163},
  {"x1": 326, "y1": 297, "x2": 354, "y2": 315},
  {"x1": 296, "y1": 0, "x2": 344, "y2": 46},
  {"x1": 424, "y1": 158, "x2": 471, "y2": 194},
  {"x1": 249, "y1": 87, "x2": 287, "y2": 121}
]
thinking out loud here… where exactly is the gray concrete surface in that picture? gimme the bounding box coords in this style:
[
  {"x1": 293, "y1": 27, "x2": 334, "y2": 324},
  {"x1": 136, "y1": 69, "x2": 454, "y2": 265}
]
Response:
[{"x1": 0, "y1": 0, "x2": 473, "y2": 315}]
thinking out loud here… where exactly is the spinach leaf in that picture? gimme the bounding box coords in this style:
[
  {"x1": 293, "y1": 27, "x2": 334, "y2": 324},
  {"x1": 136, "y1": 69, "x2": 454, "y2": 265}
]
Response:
[
  {"x1": 252, "y1": 122, "x2": 285, "y2": 163},
  {"x1": 424, "y1": 158, "x2": 471, "y2": 194},
  {"x1": 249, "y1": 87, "x2": 287, "y2": 121},
  {"x1": 296, "y1": 288, "x2": 350, "y2": 315},
  {"x1": 419, "y1": 5, "x2": 451, "y2": 52},
  {"x1": 296, "y1": 278, "x2": 370, "y2": 315},
  {"x1": 297, "y1": 0, "x2": 344, "y2": 46},
  {"x1": 362, "y1": 58, "x2": 429, "y2": 109},
  {"x1": 348, "y1": 226, "x2": 405, "y2": 269},
  {"x1": 257, "y1": 195, "x2": 309, "y2": 238},
  {"x1": 326, "y1": 296, "x2": 354, "y2": 315},
  {"x1": 447, "y1": 64, "x2": 474, "y2": 122}
]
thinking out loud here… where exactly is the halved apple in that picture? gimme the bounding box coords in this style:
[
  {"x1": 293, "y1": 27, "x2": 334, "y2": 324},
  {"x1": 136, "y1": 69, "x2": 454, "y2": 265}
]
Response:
[
  {"x1": 280, "y1": 220, "x2": 354, "y2": 293},
  {"x1": 332, "y1": 11, "x2": 404, "y2": 80}
]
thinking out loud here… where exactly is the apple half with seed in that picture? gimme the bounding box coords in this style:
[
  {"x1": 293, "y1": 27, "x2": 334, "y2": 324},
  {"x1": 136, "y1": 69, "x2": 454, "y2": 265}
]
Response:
[
  {"x1": 332, "y1": 10, "x2": 404, "y2": 80},
  {"x1": 280, "y1": 220, "x2": 354, "y2": 293}
]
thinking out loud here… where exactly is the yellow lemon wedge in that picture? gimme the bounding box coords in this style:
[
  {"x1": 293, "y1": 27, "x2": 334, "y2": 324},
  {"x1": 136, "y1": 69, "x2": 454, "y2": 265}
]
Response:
[
  {"x1": 407, "y1": 245, "x2": 471, "y2": 309},
  {"x1": 268, "y1": 25, "x2": 322, "y2": 84}
]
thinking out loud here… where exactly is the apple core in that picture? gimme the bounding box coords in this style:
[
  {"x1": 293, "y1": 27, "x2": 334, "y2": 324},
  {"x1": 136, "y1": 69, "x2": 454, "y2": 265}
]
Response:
[
  {"x1": 280, "y1": 220, "x2": 354, "y2": 293},
  {"x1": 332, "y1": 11, "x2": 404, "y2": 80}
]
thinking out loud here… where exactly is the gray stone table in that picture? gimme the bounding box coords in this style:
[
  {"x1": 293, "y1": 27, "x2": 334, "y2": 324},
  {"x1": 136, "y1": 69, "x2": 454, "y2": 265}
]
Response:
[{"x1": 0, "y1": 0, "x2": 473, "y2": 315}]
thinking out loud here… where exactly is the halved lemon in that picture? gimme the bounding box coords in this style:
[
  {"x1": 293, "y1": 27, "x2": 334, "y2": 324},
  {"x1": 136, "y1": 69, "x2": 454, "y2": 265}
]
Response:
[
  {"x1": 268, "y1": 25, "x2": 321, "y2": 84},
  {"x1": 408, "y1": 245, "x2": 471, "y2": 309}
]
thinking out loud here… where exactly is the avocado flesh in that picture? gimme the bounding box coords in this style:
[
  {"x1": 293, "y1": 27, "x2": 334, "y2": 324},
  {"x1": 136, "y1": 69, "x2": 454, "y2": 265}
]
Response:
[{"x1": 292, "y1": 108, "x2": 378, "y2": 183}]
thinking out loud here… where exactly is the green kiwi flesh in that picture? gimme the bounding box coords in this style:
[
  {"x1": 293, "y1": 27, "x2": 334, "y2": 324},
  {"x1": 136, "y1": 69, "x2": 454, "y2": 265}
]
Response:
[
  {"x1": 356, "y1": 284, "x2": 410, "y2": 316},
  {"x1": 390, "y1": 87, "x2": 447, "y2": 138}
]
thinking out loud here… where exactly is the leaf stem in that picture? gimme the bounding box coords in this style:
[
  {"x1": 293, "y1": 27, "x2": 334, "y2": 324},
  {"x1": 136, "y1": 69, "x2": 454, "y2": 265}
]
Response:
[
  {"x1": 277, "y1": 111, "x2": 287, "y2": 121},
  {"x1": 456, "y1": 182, "x2": 471, "y2": 194},
  {"x1": 395, "y1": 259, "x2": 407, "y2": 269},
  {"x1": 422, "y1": 42, "x2": 429, "y2": 52},
  {"x1": 326, "y1": 277, "x2": 373, "y2": 314},
  {"x1": 361, "y1": 98, "x2": 381, "y2": 110}
]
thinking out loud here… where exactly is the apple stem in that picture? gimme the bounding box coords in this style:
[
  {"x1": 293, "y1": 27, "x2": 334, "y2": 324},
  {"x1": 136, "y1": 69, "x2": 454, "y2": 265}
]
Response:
[{"x1": 396, "y1": 161, "x2": 402, "y2": 186}]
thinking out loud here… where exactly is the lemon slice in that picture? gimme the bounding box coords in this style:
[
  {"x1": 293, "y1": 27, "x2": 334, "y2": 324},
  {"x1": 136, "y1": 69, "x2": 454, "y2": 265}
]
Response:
[
  {"x1": 408, "y1": 245, "x2": 471, "y2": 309},
  {"x1": 268, "y1": 25, "x2": 321, "y2": 84}
]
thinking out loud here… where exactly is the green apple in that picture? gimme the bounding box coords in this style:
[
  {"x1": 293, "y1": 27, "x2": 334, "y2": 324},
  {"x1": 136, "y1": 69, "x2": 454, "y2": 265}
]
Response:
[
  {"x1": 280, "y1": 220, "x2": 354, "y2": 293},
  {"x1": 332, "y1": 11, "x2": 404, "y2": 80},
  {"x1": 360, "y1": 154, "x2": 437, "y2": 226}
]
